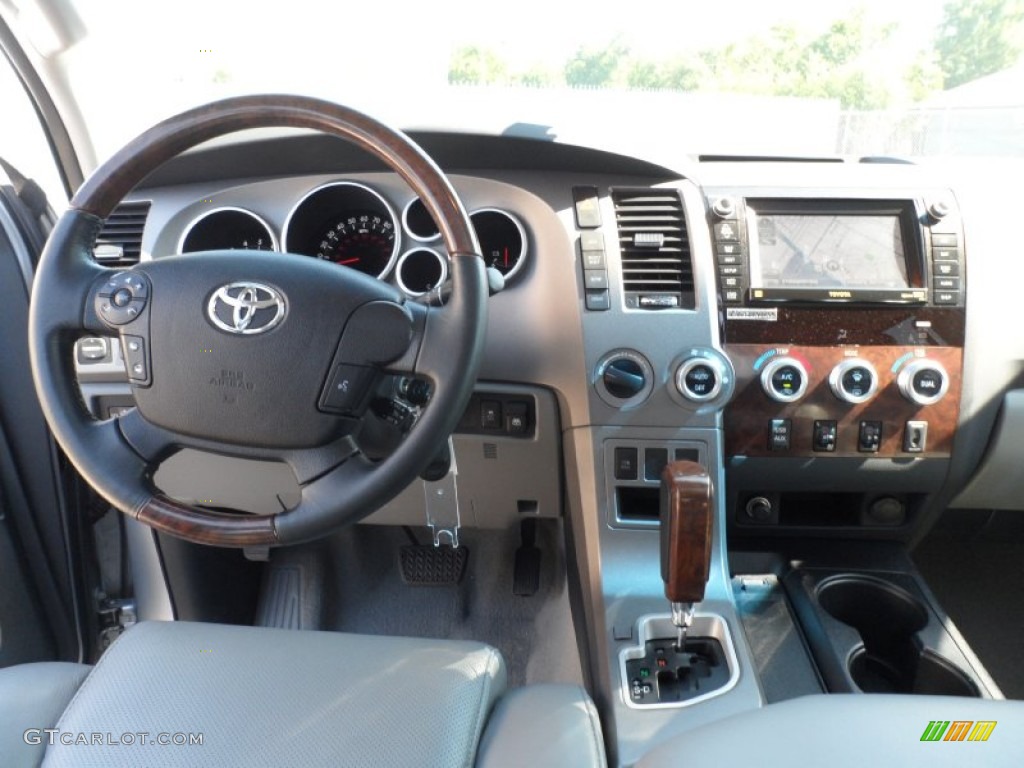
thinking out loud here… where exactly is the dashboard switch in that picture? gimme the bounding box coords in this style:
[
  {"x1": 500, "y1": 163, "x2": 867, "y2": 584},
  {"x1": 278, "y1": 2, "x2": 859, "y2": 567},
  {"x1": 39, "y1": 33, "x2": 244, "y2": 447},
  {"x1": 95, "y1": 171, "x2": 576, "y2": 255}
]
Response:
[
  {"x1": 769, "y1": 419, "x2": 792, "y2": 451},
  {"x1": 481, "y1": 400, "x2": 502, "y2": 430},
  {"x1": 614, "y1": 447, "x2": 639, "y2": 480},
  {"x1": 585, "y1": 290, "x2": 610, "y2": 311},
  {"x1": 572, "y1": 186, "x2": 602, "y2": 228},
  {"x1": 858, "y1": 421, "x2": 883, "y2": 453},
  {"x1": 904, "y1": 421, "x2": 928, "y2": 453},
  {"x1": 504, "y1": 401, "x2": 529, "y2": 434},
  {"x1": 644, "y1": 448, "x2": 668, "y2": 481},
  {"x1": 813, "y1": 420, "x2": 838, "y2": 452}
]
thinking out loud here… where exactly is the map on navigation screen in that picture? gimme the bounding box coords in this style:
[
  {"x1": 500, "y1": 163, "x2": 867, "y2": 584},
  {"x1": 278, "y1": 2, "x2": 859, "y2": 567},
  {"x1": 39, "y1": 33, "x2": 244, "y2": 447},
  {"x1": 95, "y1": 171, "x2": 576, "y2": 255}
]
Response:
[{"x1": 753, "y1": 214, "x2": 908, "y2": 289}]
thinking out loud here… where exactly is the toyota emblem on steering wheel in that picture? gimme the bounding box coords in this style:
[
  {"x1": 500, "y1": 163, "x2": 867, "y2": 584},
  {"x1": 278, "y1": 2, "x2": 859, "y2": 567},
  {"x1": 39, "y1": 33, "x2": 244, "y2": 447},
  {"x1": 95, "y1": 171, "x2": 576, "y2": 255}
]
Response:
[{"x1": 207, "y1": 282, "x2": 287, "y2": 335}]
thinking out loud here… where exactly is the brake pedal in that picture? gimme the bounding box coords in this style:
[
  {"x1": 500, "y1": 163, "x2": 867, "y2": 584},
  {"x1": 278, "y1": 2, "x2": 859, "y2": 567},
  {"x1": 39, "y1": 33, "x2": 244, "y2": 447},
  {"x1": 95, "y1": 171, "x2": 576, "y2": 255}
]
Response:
[{"x1": 399, "y1": 545, "x2": 468, "y2": 586}]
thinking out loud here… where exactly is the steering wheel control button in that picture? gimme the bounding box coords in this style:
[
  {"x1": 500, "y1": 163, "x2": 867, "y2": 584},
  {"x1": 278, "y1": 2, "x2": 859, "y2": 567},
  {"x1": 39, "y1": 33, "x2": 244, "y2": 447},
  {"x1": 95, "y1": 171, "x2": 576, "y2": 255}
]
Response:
[
  {"x1": 76, "y1": 337, "x2": 111, "y2": 364},
  {"x1": 95, "y1": 271, "x2": 151, "y2": 326},
  {"x1": 769, "y1": 419, "x2": 792, "y2": 451},
  {"x1": 614, "y1": 447, "x2": 639, "y2": 480},
  {"x1": 829, "y1": 358, "x2": 878, "y2": 404},
  {"x1": 123, "y1": 335, "x2": 150, "y2": 384},
  {"x1": 321, "y1": 364, "x2": 375, "y2": 414},
  {"x1": 858, "y1": 421, "x2": 883, "y2": 453},
  {"x1": 813, "y1": 420, "x2": 838, "y2": 452},
  {"x1": 904, "y1": 421, "x2": 928, "y2": 453},
  {"x1": 897, "y1": 359, "x2": 949, "y2": 406},
  {"x1": 760, "y1": 357, "x2": 809, "y2": 403}
]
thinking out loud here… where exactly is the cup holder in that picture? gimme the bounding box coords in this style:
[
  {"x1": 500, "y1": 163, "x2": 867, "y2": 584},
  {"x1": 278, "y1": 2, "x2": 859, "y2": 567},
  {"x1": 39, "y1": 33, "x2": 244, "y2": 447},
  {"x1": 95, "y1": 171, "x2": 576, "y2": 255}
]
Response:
[{"x1": 816, "y1": 575, "x2": 978, "y2": 697}]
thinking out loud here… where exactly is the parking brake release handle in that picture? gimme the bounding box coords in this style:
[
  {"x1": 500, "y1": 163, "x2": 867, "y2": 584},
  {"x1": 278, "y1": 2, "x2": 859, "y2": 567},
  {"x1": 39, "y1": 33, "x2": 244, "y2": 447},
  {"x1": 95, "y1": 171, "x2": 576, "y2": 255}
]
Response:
[{"x1": 660, "y1": 460, "x2": 713, "y2": 648}]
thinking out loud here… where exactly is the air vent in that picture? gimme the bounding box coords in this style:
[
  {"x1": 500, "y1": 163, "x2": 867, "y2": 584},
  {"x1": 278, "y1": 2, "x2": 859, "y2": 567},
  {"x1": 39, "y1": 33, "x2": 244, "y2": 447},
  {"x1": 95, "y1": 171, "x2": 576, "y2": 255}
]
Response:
[
  {"x1": 94, "y1": 201, "x2": 151, "y2": 266},
  {"x1": 612, "y1": 188, "x2": 693, "y2": 310}
]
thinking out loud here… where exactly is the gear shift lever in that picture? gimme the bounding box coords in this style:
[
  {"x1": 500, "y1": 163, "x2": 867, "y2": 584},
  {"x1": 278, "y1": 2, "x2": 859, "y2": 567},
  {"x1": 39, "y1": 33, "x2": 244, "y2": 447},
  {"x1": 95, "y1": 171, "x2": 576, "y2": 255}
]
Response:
[{"x1": 660, "y1": 460, "x2": 713, "y2": 650}]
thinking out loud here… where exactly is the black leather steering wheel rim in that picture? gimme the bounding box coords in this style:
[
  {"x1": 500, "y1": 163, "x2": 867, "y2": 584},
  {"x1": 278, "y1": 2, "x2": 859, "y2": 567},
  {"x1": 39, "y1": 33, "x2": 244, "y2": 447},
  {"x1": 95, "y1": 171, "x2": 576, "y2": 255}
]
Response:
[{"x1": 28, "y1": 94, "x2": 488, "y2": 547}]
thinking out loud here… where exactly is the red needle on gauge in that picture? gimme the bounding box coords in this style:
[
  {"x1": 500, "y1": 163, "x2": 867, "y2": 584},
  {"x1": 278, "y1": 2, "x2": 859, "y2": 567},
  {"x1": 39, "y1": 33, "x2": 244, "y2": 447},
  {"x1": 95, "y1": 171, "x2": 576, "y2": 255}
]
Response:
[
  {"x1": 338, "y1": 258, "x2": 360, "y2": 265},
  {"x1": 503, "y1": 247, "x2": 509, "y2": 268}
]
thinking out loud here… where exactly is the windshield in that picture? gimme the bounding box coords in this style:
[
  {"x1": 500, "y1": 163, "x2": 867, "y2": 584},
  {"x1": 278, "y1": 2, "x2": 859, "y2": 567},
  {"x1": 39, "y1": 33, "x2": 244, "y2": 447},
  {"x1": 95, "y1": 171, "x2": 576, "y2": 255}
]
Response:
[{"x1": 15, "y1": 0, "x2": 1024, "y2": 163}]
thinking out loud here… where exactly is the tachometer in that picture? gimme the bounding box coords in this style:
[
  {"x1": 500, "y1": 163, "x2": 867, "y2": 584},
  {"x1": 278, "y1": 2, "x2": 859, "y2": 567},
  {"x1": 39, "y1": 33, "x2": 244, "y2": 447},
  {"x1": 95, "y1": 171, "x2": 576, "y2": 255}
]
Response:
[
  {"x1": 283, "y1": 181, "x2": 401, "y2": 278},
  {"x1": 315, "y1": 211, "x2": 396, "y2": 274}
]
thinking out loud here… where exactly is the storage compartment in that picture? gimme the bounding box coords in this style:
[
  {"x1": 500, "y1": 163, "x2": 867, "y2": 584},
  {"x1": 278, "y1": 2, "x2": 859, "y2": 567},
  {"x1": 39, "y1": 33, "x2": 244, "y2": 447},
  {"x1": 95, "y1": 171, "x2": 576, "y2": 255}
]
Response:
[
  {"x1": 785, "y1": 569, "x2": 986, "y2": 698},
  {"x1": 816, "y1": 576, "x2": 978, "y2": 696}
]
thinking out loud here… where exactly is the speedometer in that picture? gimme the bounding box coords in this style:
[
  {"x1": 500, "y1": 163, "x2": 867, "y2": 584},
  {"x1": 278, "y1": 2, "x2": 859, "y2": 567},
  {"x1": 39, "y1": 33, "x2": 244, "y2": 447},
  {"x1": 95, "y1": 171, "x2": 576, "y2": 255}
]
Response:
[{"x1": 315, "y1": 211, "x2": 396, "y2": 275}]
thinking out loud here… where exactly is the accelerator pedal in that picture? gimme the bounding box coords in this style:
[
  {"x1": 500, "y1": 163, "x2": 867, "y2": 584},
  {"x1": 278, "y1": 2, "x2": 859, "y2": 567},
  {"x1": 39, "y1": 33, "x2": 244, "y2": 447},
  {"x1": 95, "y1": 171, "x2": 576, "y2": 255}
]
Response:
[{"x1": 512, "y1": 518, "x2": 542, "y2": 596}]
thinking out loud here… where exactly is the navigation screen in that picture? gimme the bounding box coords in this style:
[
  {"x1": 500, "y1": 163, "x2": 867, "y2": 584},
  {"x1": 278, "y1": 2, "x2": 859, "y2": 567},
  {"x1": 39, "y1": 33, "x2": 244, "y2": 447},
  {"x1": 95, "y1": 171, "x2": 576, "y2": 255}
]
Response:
[{"x1": 752, "y1": 214, "x2": 908, "y2": 290}]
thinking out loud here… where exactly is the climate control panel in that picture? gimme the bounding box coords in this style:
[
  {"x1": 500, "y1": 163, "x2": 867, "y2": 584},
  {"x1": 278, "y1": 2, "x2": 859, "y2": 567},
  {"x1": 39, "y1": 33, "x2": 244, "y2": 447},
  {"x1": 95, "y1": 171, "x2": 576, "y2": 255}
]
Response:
[{"x1": 724, "y1": 345, "x2": 961, "y2": 457}]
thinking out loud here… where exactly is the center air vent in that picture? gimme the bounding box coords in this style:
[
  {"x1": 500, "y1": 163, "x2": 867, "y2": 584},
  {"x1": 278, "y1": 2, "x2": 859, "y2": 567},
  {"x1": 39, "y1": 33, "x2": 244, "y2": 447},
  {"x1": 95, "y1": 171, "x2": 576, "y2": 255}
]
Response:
[
  {"x1": 94, "y1": 201, "x2": 151, "y2": 266},
  {"x1": 612, "y1": 188, "x2": 693, "y2": 310}
]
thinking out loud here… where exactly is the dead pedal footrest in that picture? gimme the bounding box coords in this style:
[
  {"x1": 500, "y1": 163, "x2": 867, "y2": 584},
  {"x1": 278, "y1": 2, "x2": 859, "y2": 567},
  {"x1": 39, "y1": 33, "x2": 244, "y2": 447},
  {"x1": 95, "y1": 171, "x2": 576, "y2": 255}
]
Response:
[{"x1": 399, "y1": 545, "x2": 468, "y2": 586}]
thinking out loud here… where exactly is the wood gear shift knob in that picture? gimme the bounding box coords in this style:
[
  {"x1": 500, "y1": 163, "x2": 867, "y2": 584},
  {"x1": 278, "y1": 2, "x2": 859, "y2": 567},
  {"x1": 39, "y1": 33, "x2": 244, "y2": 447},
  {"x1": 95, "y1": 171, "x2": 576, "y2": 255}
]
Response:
[{"x1": 660, "y1": 460, "x2": 713, "y2": 604}]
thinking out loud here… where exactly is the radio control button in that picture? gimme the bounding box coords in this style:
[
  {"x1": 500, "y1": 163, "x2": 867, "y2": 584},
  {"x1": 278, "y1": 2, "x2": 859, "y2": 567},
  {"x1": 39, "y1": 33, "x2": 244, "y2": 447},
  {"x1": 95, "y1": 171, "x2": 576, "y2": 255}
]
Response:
[
  {"x1": 712, "y1": 197, "x2": 737, "y2": 219},
  {"x1": 933, "y1": 276, "x2": 960, "y2": 291},
  {"x1": 724, "y1": 290, "x2": 741, "y2": 303},
  {"x1": 933, "y1": 261, "x2": 960, "y2": 277},
  {"x1": 716, "y1": 242, "x2": 743, "y2": 256},
  {"x1": 931, "y1": 234, "x2": 958, "y2": 248},
  {"x1": 829, "y1": 358, "x2": 878, "y2": 404},
  {"x1": 717, "y1": 253, "x2": 741, "y2": 266},
  {"x1": 934, "y1": 290, "x2": 960, "y2": 305},
  {"x1": 897, "y1": 360, "x2": 949, "y2": 406},
  {"x1": 760, "y1": 357, "x2": 809, "y2": 403},
  {"x1": 932, "y1": 246, "x2": 960, "y2": 261}
]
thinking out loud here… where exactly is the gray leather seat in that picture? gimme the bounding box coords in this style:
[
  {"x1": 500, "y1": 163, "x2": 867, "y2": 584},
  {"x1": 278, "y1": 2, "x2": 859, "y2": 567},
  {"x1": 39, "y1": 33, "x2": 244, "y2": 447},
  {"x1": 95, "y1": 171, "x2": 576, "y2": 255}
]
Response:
[
  {"x1": 0, "y1": 621, "x2": 605, "y2": 768},
  {"x1": 639, "y1": 692, "x2": 1024, "y2": 768}
]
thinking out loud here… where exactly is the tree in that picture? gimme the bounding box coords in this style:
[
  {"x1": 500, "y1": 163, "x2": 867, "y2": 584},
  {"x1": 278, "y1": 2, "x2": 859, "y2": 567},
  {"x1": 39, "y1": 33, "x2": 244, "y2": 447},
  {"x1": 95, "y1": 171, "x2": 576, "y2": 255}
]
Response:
[
  {"x1": 449, "y1": 46, "x2": 508, "y2": 85},
  {"x1": 936, "y1": 0, "x2": 1024, "y2": 88},
  {"x1": 564, "y1": 41, "x2": 629, "y2": 87}
]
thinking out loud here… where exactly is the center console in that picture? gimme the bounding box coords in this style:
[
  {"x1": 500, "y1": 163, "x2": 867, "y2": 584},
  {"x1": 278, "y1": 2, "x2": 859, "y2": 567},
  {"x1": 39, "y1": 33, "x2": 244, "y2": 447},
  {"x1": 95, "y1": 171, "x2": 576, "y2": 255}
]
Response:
[{"x1": 566, "y1": 171, "x2": 992, "y2": 766}]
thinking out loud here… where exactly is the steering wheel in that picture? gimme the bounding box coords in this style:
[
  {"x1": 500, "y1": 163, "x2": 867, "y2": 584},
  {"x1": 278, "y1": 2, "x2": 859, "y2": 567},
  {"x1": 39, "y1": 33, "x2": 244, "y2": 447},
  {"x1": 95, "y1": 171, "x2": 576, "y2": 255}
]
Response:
[{"x1": 28, "y1": 95, "x2": 488, "y2": 547}]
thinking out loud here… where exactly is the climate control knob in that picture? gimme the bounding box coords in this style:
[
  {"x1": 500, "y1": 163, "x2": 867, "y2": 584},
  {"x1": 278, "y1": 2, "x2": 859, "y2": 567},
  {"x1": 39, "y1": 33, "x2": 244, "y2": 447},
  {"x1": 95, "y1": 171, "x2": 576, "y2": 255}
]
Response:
[
  {"x1": 760, "y1": 357, "x2": 809, "y2": 403},
  {"x1": 676, "y1": 357, "x2": 724, "y2": 402},
  {"x1": 829, "y1": 358, "x2": 878, "y2": 404},
  {"x1": 897, "y1": 359, "x2": 949, "y2": 406}
]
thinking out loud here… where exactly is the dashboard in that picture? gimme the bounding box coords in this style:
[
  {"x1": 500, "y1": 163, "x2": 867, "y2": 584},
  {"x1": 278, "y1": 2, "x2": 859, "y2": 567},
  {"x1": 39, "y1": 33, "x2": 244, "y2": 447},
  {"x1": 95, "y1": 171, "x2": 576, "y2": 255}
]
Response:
[
  {"x1": 68, "y1": 129, "x2": 1024, "y2": 763},
  {"x1": 74, "y1": 130, "x2": 1024, "y2": 534}
]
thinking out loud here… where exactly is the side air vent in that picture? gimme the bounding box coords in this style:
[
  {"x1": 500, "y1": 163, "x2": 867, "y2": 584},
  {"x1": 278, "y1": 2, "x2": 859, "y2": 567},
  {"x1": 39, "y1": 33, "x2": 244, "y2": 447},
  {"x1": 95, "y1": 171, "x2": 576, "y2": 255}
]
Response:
[
  {"x1": 611, "y1": 188, "x2": 693, "y2": 310},
  {"x1": 93, "y1": 201, "x2": 151, "y2": 266}
]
